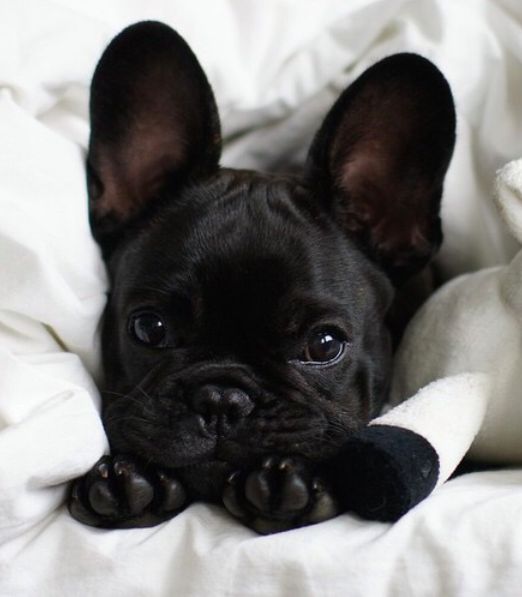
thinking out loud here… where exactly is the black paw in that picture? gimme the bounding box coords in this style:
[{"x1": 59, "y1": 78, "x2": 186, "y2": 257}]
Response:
[
  {"x1": 68, "y1": 455, "x2": 187, "y2": 528},
  {"x1": 223, "y1": 456, "x2": 339, "y2": 534}
]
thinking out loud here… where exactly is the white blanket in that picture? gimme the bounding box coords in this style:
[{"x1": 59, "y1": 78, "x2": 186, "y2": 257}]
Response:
[{"x1": 1, "y1": 0, "x2": 522, "y2": 595}]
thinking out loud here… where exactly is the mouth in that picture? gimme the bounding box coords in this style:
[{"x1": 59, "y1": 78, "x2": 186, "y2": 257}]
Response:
[
  {"x1": 189, "y1": 415, "x2": 264, "y2": 466},
  {"x1": 103, "y1": 367, "x2": 343, "y2": 473},
  {"x1": 106, "y1": 408, "x2": 257, "y2": 467}
]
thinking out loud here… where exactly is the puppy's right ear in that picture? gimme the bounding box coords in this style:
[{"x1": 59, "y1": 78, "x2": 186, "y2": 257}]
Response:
[{"x1": 87, "y1": 21, "x2": 221, "y2": 257}]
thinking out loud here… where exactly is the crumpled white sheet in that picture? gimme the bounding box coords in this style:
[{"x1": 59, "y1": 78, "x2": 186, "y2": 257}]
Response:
[{"x1": 1, "y1": 0, "x2": 522, "y2": 595}]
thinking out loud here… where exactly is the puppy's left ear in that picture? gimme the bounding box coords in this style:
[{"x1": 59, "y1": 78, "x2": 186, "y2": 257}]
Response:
[
  {"x1": 305, "y1": 54, "x2": 456, "y2": 285},
  {"x1": 87, "y1": 21, "x2": 221, "y2": 256}
]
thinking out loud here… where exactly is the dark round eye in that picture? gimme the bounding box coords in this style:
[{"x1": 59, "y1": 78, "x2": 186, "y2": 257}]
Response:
[
  {"x1": 128, "y1": 312, "x2": 166, "y2": 347},
  {"x1": 301, "y1": 329, "x2": 346, "y2": 364}
]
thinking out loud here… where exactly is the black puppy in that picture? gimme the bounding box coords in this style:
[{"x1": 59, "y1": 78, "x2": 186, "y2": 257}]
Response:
[{"x1": 69, "y1": 21, "x2": 455, "y2": 534}]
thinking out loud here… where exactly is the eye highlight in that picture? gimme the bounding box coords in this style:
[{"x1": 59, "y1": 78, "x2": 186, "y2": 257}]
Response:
[
  {"x1": 299, "y1": 328, "x2": 347, "y2": 365},
  {"x1": 128, "y1": 311, "x2": 167, "y2": 347}
]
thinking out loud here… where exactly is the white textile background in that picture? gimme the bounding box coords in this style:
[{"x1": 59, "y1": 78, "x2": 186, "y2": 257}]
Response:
[{"x1": 1, "y1": 0, "x2": 522, "y2": 595}]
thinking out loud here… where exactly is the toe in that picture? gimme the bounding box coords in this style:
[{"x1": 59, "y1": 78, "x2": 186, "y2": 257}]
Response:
[
  {"x1": 157, "y1": 471, "x2": 187, "y2": 512},
  {"x1": 245, "y1": 469, "x2": 271, "y2": 512},
  {"x1": 113, "y1": 458, "x2": 154, "y2": 515},
  {"x1": 88, "y1": 479, "x2": 119, "y2": 516},
  {"x1": 278, "y1": 468, "x2": 309, "y2": 513}
]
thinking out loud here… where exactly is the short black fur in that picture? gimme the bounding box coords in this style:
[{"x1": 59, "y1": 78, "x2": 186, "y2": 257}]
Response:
[{"x1": 69, "y1": 21, "x2": 456, "y2": 532}]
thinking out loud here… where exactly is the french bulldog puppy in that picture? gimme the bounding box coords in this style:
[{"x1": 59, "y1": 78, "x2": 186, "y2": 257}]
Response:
[{"x1": 69, "y1": 21, "x2": 456, "y2": 534}]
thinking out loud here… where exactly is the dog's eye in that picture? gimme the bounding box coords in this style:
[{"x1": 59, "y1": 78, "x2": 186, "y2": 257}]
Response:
[
  {"x1": 301, "y1": 328, "x2": 346, "y2": 365},
  {"x1": 128, "y1": 312, "x2": 167, "y2": 347}
]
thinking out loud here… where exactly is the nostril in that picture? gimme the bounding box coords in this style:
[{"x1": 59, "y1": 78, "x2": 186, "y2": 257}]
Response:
[
  {"x1": 191, "y1": 385, "x2": 254, "y2": 421},
  {"x1": 191, "y1": 385, "x2": 221, "y2": 418},
  {"x1": 223, "y1": 388, "x2": 254, "y2": 419}
]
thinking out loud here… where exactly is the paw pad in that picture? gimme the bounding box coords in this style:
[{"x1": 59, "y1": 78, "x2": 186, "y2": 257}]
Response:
[
  {"x1": 69, "y1": 455, "x2": 186, "y2": 528},
  {"x1": 223, "y1": 456, "x2": 339, "y2": 534}
]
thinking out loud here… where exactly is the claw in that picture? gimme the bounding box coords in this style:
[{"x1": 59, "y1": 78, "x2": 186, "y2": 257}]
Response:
[
  {"x1": 312, "y1": 479, "x2": 324, "y2": 492},
  {"x1": 262, "y1": 456, "x2": 276, "y2": 470},
  {"x1": 227, "y1": 471, "x2": 240, "y2": 485},
  {"x1": 95, "y1": 460, "x2": 110, "y2": 479},
  {"x1": 278, "y1": 458, "x2": 294, "y2": 472}
]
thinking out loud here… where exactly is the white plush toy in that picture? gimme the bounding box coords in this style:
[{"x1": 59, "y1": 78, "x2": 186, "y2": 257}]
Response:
[
  {"x1": 329, "y1": 159, "x2": 522, "y2": 522},
  {"x1": 390, "y1": 157, "x2": 522, "y2": 468}
]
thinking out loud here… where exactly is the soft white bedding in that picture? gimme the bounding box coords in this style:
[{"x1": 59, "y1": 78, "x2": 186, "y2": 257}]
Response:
[{"x1": 1, "y1": 1, "x2": 522, "y2": 595}]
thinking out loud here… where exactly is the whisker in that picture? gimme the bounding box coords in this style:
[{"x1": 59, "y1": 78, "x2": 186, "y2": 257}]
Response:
[{"x1": 102, "y1": 390, "x2": 127, "y2": 398}]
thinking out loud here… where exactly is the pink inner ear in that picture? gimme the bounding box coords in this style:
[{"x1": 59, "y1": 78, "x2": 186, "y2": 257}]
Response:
[
  {"x1": 337, "y1": 150, "x2": 432, "y2": 260},
  {"x1": 93, "y1": 126, "x2": 188, "y2": 220},
  {"x1": 88, "y1": 22, "x2": 222, "y2": 239},
  {"x1": 336, "y1": 145, "x2": 396, "y2": 229}
]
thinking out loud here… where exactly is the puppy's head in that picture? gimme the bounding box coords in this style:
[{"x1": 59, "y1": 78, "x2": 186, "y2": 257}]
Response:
[{"x1": 88, "y1": 22, "x2": 455, "y2": 499}]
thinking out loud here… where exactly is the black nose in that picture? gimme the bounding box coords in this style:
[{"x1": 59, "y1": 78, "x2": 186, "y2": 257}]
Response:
[{"x1": 191, "y1": 385, "x2": 254, "y2": 421}]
